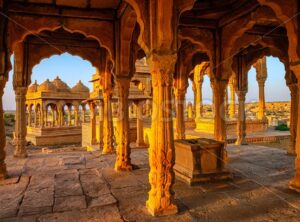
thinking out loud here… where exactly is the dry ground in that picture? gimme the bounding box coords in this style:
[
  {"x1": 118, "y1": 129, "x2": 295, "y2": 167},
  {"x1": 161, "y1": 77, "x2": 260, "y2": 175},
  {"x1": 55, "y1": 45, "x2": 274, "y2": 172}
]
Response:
[{"x1": 1, "y1": 142, "x2": 300, "y2": 222}]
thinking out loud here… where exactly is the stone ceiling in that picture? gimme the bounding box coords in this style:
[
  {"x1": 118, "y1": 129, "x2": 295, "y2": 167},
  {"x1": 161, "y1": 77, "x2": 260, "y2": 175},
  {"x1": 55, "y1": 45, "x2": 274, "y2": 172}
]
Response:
[{"x1": 11, "y1": 0, "x2": 122, "y2": 9}]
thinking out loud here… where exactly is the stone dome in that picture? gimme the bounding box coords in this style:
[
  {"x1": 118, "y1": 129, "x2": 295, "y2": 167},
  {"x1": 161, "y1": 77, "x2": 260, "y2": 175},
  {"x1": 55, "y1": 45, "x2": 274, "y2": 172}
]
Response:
[
  {"x1": 38, "y1": 79, "x2": 57, "y2": 92},
  {"x1": 52, "y1": 76, "x2": 70, "y2": 92},
  {"x1": 28, "y1": 80, "x2": 39, "y2": 93},
  {"x1": 71, "y1": 80, "x2": 89, "y2": 93}
]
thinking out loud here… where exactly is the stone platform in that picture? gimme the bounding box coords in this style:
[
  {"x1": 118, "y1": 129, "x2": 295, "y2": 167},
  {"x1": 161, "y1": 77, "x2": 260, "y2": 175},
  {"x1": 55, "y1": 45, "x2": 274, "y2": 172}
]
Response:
[
  {"x1": 1, "y1": 142, "x2": 300, "y2": 221},
  {"x1": 26, "y1": 126, "x2": 82, "y2": 146},
  {"x1": 186, "y1": 128, "x2": 290, "y2": 145},
  {"x1": 194, "y1": 118, "x2": 268, "y2": 134}
]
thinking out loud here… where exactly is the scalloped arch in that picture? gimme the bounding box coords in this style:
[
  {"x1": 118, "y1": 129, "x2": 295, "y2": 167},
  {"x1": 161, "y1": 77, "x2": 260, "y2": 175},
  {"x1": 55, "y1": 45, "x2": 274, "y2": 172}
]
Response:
[
  {"x1": 257, "y1": 0, "x2": 298, "y2": 62},
  {"x1": 123, "y1": 0, "x2": 149, "y2": 54},
  {"x1": 8, "y1": 19, "x2": 114, "y2": 63}
]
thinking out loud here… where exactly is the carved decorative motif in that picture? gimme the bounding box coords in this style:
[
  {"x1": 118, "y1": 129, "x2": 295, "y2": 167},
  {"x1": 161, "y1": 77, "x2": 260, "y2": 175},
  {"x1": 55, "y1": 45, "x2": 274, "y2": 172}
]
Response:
[
  {"x1": 146, "y1": 52, "x2": 178, "y2": 216},
  {"x1": 114, "y1": 78, "x2": 132, "y2": 171},
  {"x1": 235, "y1": 90, "x2": 248, "y2": 146},
  {"x1": 14, "y1": 87, "x2": 28, "y2": 158},
  {"x1": 102, "y1": 89, "x2": 114, "y2": 154}
]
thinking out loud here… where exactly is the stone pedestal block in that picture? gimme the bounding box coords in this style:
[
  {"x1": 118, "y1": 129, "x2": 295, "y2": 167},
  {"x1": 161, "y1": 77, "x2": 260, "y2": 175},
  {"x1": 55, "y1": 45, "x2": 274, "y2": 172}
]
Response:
[{"x1": 174, "y1": 138, "x2": 230, "y2": 185}]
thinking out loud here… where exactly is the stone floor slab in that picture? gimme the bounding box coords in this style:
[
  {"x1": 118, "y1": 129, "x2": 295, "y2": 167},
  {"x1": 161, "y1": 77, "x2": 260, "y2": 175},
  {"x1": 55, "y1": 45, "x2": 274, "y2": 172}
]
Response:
[
  {"x1": 0, "y1": 176, "x2": 30, "y2": 219},
  {"x1": 89, "y1": 193, "x2": 117, "y2": 208},
  {"x1": 53, "y1": 195, "x2": 87, "y2": 212},
  {"x1": 54, "y1": 171, "x2": 83, "y2": 197},
  {"x1": 18, "y1": 188, "x2": 54, "y2": 216}
]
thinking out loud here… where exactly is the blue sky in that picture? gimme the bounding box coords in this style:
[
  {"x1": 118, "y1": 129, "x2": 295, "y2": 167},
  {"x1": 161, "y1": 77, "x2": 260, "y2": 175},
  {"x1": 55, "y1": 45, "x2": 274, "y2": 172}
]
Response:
[
  {"x1": 186, "y1": 56, "x2": 290, "y2": 104},
  {"x1": 3, "y1": 54, "x2": 290, "y2": 110}
]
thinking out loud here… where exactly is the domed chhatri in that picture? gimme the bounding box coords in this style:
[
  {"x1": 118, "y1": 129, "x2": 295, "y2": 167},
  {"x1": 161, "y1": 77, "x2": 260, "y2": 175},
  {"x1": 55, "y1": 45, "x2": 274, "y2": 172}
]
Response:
[
  {"x1": 52, "y1": 76, "x2": 71, "y2": 92},
  {"x1": 38, "y1": 79, "x2": 57, "y2": 92},
  {"x1": 28, "y1": 80, "x2": 39, "y2": 93},
  {"x1": 25, "y1": 77, "x2": 91, "y2": 147},
  {"x1": 71, "y1": 80, "x2": 89, "y2": 93}
]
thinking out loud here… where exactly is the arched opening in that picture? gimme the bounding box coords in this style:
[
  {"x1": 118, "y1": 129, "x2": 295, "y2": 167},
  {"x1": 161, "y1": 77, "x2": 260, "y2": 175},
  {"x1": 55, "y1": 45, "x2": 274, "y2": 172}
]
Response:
[{"x1": 244, "y1": 56, "x2": 291, "y2": 151}]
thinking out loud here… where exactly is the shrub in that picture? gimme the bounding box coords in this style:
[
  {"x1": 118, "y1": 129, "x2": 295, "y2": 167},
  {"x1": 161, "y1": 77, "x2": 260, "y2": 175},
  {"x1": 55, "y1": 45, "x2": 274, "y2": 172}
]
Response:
[
  {"x1": 4, "y1": 113, "x2": 15, "y2": 127},
  {"x1": 275, "y1": 123, "x2": 289, "y2": 131}
]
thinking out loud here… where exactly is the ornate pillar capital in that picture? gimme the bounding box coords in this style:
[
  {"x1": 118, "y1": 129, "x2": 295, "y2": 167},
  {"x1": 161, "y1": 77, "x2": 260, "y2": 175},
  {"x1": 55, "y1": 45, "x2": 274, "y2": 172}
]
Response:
[
  {"x1": 15, "y1": 86, "x2": 27, "y2": 95},
  {"x1": 147, "y1": 52, "x2": 177, "y2": 87},
  {"x1": 257, "y1": 78, "x2": 266, "y2": 86}
]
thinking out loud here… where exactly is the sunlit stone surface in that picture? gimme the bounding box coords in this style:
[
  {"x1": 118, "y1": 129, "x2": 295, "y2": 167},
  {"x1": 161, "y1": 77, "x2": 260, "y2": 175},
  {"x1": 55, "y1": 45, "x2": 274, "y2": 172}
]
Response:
[{"x1": 0, "y1": 0, "x2": 300, "y2": 219}]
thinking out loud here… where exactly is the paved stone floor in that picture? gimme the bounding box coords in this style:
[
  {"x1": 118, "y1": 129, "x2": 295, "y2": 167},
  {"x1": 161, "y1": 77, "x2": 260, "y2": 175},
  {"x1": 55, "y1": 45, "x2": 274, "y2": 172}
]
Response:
[
  {"x1": 1, "y1": 142, "x2": 300, "y2": 221},
  {"x1": 186, "y1": 127, "x2": 290, "y2": 139}
]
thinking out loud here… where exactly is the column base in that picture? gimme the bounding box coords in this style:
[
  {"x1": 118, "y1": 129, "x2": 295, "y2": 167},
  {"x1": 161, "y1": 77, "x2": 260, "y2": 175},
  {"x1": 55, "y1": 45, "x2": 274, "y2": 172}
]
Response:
[
  {"x1": 287, "y1": 151, "x2": 296, "y2": 156},
  {"x1": 235, "y1": 139, "x2": 248, "y2": 146},
  {"x1": 289, "y1": 177, "x2": 300, "y2": 192},
  {"x1": 146, "y1": 201, "x2": 178, "y2": 217},
  {"x1": 287, "y1": 147, "x2": 296, "y2": 156},
  {"x1": 14, "y1": 150, "x2": 28, "y2": 158},
  {"x1": 114, "y1": 164, "x2": 133, "y2": 172},
  {"x1": 102, "y1": 149, "x2": 114, "y2": 155},
  {"x1": 135, "y1": 142, "x2": 148, "y2": 148},
  {"x1": 0, "y1": 164, "x2": 7, "y2": 180}
]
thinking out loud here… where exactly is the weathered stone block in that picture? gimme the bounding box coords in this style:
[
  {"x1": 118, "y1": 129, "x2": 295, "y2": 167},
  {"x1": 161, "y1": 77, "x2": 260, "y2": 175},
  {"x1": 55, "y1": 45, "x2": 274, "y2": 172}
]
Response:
[{"x1": 174, "y1": 138, "x2": 231, "y2": 185}]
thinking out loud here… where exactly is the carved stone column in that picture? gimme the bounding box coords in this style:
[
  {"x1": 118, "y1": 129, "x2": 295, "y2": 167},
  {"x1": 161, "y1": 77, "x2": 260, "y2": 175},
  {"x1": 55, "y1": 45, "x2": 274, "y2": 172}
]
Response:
[
  {"x1": 289, "y1": 71, "x2": 300, "y2": 192},
  {"x1": 74, "y1": 106, "x2": 79, "y2": 127},
  {"x1": 67, "y1": 107, "x2": 71, "y2": 126},
  {"x1": 146, "y1": 53, "x2": 178, "y2": 216},
  {"x1": 257, "y1": 80, "x2": 266, "y2": 120},
  {"x1": 173, "y1": 64, "x2": 188, "y2": 140},
  {"x1": 115, "y1": 77, "x2": 132, "y2": 171},
  {"x1": 89, "y1": 103, "x2": 97, "y2": 145},
  {"x1": 102, "y1": 89, "x2": 114, "y2": 154},
  {"x1": 236, "y1": 90, "x2": 248, "y2": 145},
  {"x1": 146, "y1": 99, "x2": 152, "y2": 117},
  {"x1": 58, "y1": 110, "x2": 62, "y2": 127},
  {"x1": 27, "y1": 107, "x2": 31, "y2": 127},
  {"x1": 194, "y1": 76, "x2": 203, "y2": 120},
  {"x1": 98, "y1": 101, "x2": 104, "y2": 149},
  {"x1": 0, "y1": 77, "x2": 7, "y2": 180},
  {"x1": 212, "y1": 80, "x2": 227, "y2": 142},
  {"x1": 136, "y1": 100, "x2": 145, "y2": 146},
  {"x1": 51, "y1": 108, "x2": 55, "y2": 127},
  {"x1": 45, "y1": 109, "x2": 48, "y2": 127},
  {"x1": 40, "y1": 109, "x2": 44, "y2": 128},
  {"x1": 287, "y1": 83, "x2": 298, "y2": 155},
  {"x1": 255, "y1": 57, "x2": 267, "y2": 120},
  {"x1": 228, "y1": 78, "x2": 236, "y2": 119},
  {"x1": 187, "y1": 102, "x2": 193, "y2": 119},
  {"x1": 174, "y1": 88, "x2": 186, "y2": 140},
  {"x1": 34, "y1": 109, "x2": 37, "y2": 128},
  {"x1": 82, "y1": 109, "x2": 86, "y2": 123},
  {"x1": 224, "y1": 87, "x2": 228, "y2": 118},
  {"x1": 14, "y1": 87, "x2": 28, "y2": 158},
  {"x1": 192, "y1": 81, "x2": 197, "y2": 115}
]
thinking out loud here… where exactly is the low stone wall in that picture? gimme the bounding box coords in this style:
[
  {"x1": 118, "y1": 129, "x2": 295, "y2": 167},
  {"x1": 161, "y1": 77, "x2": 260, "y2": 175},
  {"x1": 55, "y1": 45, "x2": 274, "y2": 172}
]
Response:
[
  {"x1": 27, "y1": 126, "x2": 82, "y2": 146},
  {"x1": 173, "y1": 118, "x2": 196, "y2": 130},
  {"x1": 185, "y1": 119, "x2": 196, "y2": 129},
  {"x1": 195, "y1": 118, "x2": 214, "y2": 134},
  {"x1": 82, "y1": 121, "x2": 138, "y2": 149},
  {"x1": 227, "y1": 135, "x2": 290, "y2": 144},
  {"x1": 195, "y1": 118, "x2": 269, "y2": 135}
]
